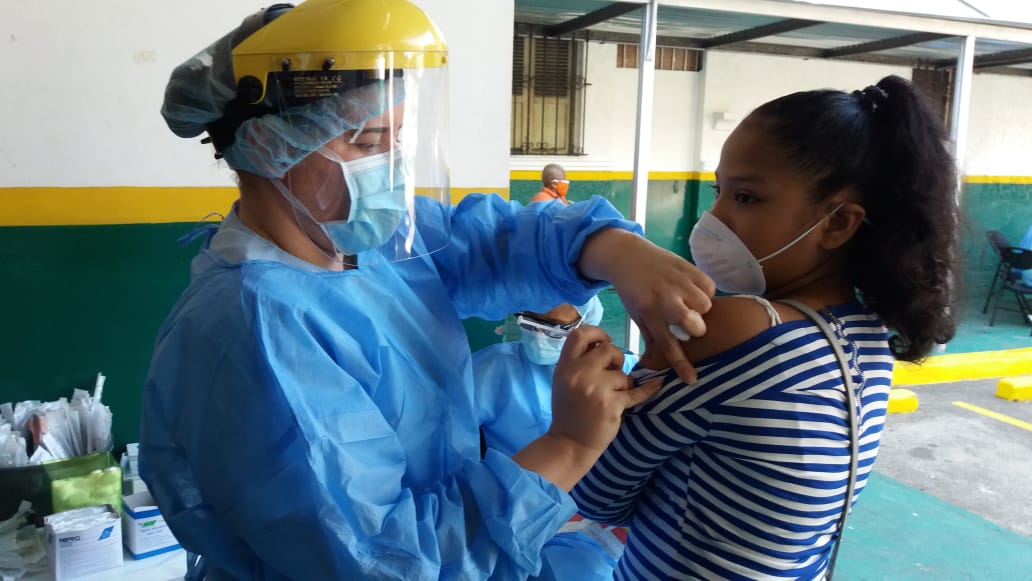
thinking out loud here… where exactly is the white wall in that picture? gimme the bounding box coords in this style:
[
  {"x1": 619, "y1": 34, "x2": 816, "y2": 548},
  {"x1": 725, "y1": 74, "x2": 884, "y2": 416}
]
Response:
[
  {"x1": 0, "y1": 0, "x2": 512, "y2": 190},
  {"x1": 964, "y1": 73, "x2": 1032, "y2": 175},
  {"x1": 698, "y1": 52, "x2": 910, "y2": 171},
  {"x1": 581, "y1": 42, "x2": 699, "y2": 172},
  {"x1": 537, "y1": 47, "x2": 1032, "y2": 180},
  {"x1": 6, "y1": 1, "x2": 1031, "y2": 194},
  {"x1": 510, "y1": 44, "x2": 915, "y2": 175},
  {"x1": 418, "y1": 0, "x2": 512, "y2": 190}
]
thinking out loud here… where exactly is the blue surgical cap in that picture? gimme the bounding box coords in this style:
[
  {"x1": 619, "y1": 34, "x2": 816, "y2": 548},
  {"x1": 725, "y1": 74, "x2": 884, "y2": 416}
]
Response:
[{"x1": 161, "y1": 27, "x2": 403, "y2": 178}]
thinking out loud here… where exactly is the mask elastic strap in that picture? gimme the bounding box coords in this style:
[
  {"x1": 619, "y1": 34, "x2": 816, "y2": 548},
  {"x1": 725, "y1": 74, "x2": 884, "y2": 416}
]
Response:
[
  {"x1": 269, "y1": 178, "x2": 346, "y2": 264},
  {"x1": 757, "y1": 202, "x2": 845, "y2": 264},
  {"x1": 318, "y1": 147, "x2": 345, "y2": 163},
  {"x1": 347, "y1": 119, "x2": 369, "y2": 144}
]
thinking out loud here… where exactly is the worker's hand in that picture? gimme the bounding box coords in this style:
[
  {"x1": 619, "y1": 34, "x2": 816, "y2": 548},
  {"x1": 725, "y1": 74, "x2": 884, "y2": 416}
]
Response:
[
  {"x1": 578, "y1": 229, "x2": 715, "y2": 383},
  {"x1": 548, "y1": 326, "x2": 664, "y2": 456}
]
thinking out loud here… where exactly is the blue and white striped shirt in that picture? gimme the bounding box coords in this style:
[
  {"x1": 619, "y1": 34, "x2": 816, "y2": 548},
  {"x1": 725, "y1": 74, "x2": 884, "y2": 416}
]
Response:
[{"x1": 571, "y1": 300, "x2": 893, "y2": 580}]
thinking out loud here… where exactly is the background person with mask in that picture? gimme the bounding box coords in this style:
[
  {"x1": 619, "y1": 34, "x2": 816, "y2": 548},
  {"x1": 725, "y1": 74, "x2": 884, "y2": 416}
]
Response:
[
  {"x1": 473, "y1": 296, "x2": 637, "y2": 459},
  {"x1": 140, "y1": 1, "x2": 715, "y2": 579},
  {"x1": 531, "y1": 163, "x2": 570, "y2": 204},
  {"x1": 473, "y1": 296, "x2": 637, "y2": 581}
]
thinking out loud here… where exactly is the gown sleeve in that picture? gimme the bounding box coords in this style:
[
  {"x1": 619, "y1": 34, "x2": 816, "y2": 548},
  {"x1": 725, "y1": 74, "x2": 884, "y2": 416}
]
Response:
[{"x1": 417, "y1": 194, "x2": 643, "y2": 321}]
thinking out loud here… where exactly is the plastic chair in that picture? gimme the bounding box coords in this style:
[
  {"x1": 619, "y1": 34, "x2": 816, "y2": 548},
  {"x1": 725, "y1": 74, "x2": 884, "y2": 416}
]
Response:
[
  {"x1": 982, "y1": 230, "x2": 1012, "y2": 314},
  {"x1": 986, "y1": 239, "x2": 1032, "y2": 328}
]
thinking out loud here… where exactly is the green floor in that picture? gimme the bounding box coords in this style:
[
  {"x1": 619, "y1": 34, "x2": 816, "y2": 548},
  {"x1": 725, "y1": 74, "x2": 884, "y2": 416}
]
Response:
[
  {"x1": 943, "y1": 295, "x2": 1031, "y2": 354},
  {"x1": 836, "y1": 472, "x2": 1032, "y2": 580}
]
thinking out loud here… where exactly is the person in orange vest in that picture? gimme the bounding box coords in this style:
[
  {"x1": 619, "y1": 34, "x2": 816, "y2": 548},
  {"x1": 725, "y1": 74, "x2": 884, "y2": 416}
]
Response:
[{"x1": 531, "y1": 163, "x2": 570, "y2": 204}]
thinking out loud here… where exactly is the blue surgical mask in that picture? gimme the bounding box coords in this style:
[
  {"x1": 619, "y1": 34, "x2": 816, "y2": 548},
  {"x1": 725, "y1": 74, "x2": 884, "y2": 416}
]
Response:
[
  {"x1": 520, "y1": 328, "x2": 566, "y2": 366},
  {"x1": 325, "y1": 150, "x2": 408, "y2": 254},
  {"x1": 575, "y1": 296, "x2": 604, "y2": 327}
]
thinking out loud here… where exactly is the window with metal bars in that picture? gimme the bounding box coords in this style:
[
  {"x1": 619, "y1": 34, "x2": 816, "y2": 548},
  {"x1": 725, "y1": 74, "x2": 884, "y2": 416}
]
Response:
[
  {"x1": 511, "y1": 35, "x2": 586, "y2": 155},
  {"x1": 616, "y1": 43, "x2": 702, "y2": 72}
]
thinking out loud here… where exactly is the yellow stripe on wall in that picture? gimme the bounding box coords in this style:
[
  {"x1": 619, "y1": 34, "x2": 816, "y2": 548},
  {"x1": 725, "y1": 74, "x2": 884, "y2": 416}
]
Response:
[
  {"x1": 0, "y1": 187, "x2": 241, "y2": 226},
  {"x1": 0, "y1": 186, "x2": 509, "y2": 226},
  {"x1": 964, "y1": 175, "x2": 1032, "y2": 184},
  {"x1": 445, "y1": 188, "x2": 509, "y2": 205},
  {"x1": 1, "y1": 173, "x2": 1027, "y2": 226},
  {"x1": 510, "y1": 170, "x2": 715, "y2": 181},
  {"x1": 510, "y1": 171, "x2": 1032, "y2": 184}
]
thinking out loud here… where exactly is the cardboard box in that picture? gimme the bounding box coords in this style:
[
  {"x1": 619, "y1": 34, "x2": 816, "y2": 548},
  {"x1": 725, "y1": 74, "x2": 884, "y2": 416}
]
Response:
[
  {"x1": 45, "y1": 504, "x2": 123, "y2": 580},
  {"x1": 121, "y1": 492, "x2": 181, "y2": 559}
]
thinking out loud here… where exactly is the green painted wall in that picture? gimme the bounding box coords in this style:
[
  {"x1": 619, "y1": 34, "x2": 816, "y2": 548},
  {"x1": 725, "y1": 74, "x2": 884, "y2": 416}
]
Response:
[
  {"x1": 0, "y1": 224, "x2": 197, "y2": 450},
  {"x1": 503, "y1": 178, "x2": 711, "y2": 349},
  {"x1": 509, "y1": 178, "x2": 707, "y2": 257},
  {"x1": 959, "y1": 183, "x2": 1032, "y2": 299},
  {"x1": 0, "y1": 181, "x2": 710, "y2": 450},
  {"x1": 1, "y1": 180, "x2": 1024, "y2": 448}
]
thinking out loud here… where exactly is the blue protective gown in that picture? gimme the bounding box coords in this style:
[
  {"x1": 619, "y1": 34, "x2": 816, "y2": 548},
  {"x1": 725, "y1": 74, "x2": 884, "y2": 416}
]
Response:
[
  {"x1": 472, "y1": 343, "x2": 638, "y2": 581},
  {"x1": 139, "y1": 193, "x2": 640, "y2": 580}
]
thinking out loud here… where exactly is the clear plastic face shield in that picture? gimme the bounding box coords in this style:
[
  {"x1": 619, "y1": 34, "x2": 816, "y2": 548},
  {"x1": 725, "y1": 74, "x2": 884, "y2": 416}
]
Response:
[
  {"x1": 267, "y1": 67, "x2": 449, "y2": 263},
  {"x1": 228, "y1": 0, "x2": 450, "y2": 263}
]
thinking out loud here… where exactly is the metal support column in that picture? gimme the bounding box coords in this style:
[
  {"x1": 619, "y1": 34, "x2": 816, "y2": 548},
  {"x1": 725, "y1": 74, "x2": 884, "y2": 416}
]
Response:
[
  {"x1": 941, "y1": 35, "x2": 976, "y2": 352},
  {"x1": 950, "y1": 35, "x2": 975, "y2": 200},
  {"x1": 626, "y1": 0, "x2": 658, "y2": 353}
]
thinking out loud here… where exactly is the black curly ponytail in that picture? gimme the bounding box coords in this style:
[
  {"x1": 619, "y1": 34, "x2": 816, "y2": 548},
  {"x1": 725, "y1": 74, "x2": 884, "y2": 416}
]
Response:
[{"x1": 748, "y1": 75, "x2": 959, "y2": 362}]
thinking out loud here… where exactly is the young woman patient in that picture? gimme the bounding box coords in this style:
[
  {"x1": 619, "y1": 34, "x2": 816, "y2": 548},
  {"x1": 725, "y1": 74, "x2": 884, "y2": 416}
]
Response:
[{"x1": 571, "y1": 75, "x2": 959, "y2": 580}]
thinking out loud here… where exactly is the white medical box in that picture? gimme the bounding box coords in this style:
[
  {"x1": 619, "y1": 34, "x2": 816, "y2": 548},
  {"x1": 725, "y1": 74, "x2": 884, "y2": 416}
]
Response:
[
  {"x1": 121, "y1": 491, "x2": 181, "y2": 559},
  {"x1": 45, "y1": 504, "x2": 123, "y2": 580}
]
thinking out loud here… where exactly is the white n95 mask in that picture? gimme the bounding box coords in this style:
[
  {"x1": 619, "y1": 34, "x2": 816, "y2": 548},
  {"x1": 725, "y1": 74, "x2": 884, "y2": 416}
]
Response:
[{"x1": 688, "y1": 205, "x2": 842, "y2": 295}]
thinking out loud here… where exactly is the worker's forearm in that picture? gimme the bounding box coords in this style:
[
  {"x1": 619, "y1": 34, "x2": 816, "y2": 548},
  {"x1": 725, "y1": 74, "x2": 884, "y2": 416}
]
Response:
[
  {"x1": 513, "y1": 432, "x2": 602, "y2": 492},
  {"x1": 577, "y1": 227, "x2": 643, "y2": 283}
]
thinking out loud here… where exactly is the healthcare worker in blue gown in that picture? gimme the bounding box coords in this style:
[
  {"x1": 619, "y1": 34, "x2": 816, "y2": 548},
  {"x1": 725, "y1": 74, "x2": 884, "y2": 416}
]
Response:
[
  {"x1": 140, "y1": 1, "x2": 714, "y2": 579},
  {"x1": 473, "y1": 296, "x2": 638, "y2": 581}
]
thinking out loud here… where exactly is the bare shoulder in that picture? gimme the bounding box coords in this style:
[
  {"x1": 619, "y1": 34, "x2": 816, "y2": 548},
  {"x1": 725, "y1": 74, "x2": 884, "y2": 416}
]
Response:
[{"x1": 680, "y1": 296, "x2": 783, "y2": 362}]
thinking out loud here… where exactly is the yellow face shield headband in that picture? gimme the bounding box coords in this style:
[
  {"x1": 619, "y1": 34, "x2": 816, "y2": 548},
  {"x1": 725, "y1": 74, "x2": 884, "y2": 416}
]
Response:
[{"x1": 230, "y1": 0, "x2": 447, "y2": 105}]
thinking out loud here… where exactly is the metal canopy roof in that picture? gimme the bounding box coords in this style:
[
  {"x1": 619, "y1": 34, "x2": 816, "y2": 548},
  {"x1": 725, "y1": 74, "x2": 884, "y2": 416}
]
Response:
[{"x1": 515, "y1": 0, "x2": 1032, "y2": 74}]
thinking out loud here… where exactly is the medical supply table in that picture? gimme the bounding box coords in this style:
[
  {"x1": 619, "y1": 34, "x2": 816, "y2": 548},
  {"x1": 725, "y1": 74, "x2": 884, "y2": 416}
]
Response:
[{"x1": 23, "y1": 540, "x2": 186, "y2": 581}]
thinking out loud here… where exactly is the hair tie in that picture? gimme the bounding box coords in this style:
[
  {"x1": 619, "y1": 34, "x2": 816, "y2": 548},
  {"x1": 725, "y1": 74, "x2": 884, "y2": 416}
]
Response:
[{"x1": 852, "y1": 85, "x2": 889, "y2": 113}]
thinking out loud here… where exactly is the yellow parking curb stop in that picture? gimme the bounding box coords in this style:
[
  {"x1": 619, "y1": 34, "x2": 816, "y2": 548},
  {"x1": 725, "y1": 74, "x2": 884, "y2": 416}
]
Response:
[
  {"x1": 888, "y1": 388, "x2": 919, "y2": 414},
  {"x1": 996, "y1": 375, "x2": 1032, "y2": 401}
]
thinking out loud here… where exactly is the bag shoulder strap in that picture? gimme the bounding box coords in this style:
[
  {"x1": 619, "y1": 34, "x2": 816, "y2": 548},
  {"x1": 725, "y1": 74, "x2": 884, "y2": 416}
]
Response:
[{"x1": 777, "y1": 299, "x2": 859, "y2": 580}]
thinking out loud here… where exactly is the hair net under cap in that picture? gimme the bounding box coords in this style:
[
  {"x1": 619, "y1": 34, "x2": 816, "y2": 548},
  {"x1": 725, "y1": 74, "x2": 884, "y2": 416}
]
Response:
[
  {"x1": 161, "y1": 31, "x2": 238, "y2": 141},
  {"x1": 161, "y1": 25, "x2": 403, "y2": 178}
]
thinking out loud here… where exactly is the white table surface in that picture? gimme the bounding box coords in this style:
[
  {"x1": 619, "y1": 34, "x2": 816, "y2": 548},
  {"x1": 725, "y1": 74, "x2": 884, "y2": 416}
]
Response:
[{"x1": 22, "y1": 546, "x2": 187, "y2": 581}]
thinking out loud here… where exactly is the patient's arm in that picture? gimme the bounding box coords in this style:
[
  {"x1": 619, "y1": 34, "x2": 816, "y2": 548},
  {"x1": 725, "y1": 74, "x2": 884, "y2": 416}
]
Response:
[
  {"x1": 637, "y1": 295, "x2": 790, "y2": 369},
  {"x1": 573, "y1": 295, "x2": 797, "y2": 524}
]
